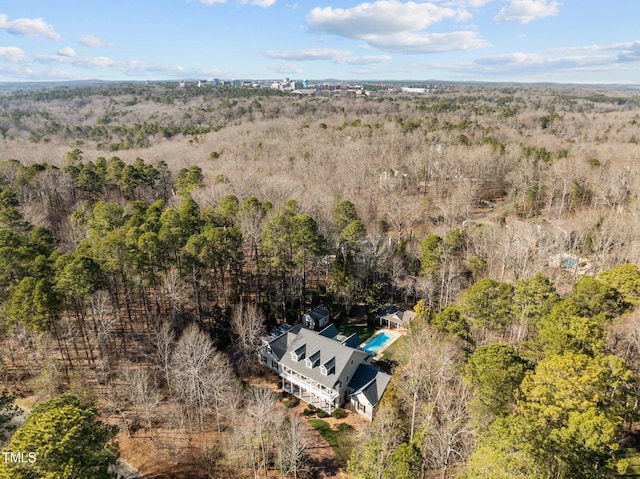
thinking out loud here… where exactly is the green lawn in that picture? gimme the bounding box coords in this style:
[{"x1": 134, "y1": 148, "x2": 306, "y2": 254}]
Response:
[
  {"x1": 308, "y1": 419, "x2": 355, "y2": 467},
  {"x1": 380, "y1": 335, "x2": 406, "y2": 362},
  {"x1": 308, "y1": 419, "x2": 340, "y2": 450},
  {"x1": 338, "y1": 322, "x2": 378, "y2": 342},
  {"x1": 619, "y1": 448, "x2": 640, "y2": 477}
]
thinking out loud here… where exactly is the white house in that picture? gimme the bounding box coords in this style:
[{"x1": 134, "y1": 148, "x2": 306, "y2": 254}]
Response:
[
  {"x1": 301, "y1": 305, "x2": 330, "y2": 330},
  {"x1": 258, "y1": 324, "x2": 391, "y2": 419}
]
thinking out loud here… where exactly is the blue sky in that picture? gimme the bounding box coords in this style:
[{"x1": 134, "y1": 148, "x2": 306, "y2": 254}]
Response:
[{"x1": 1, "y1": 1, "x2": 639, "y2": 83}]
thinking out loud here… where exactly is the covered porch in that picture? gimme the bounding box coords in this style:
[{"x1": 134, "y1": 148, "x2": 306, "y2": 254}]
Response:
[{"x1": 280, "y1": 368, "x2": 340, "y2": 414}]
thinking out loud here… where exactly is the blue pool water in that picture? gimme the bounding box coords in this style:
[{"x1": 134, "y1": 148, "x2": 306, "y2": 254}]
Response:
[{"x1": 363, "y1": 332, "x2": 393, "y2": 354}]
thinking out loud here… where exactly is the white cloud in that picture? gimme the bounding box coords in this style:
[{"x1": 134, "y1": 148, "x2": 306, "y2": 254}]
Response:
[
  {"x1": 545, "y1": 41, "x2": 640, "y2": 64},
  {"x1": 339, "y1": 55, "x2": 392, "y2": 65},
  {"x1": 36, "y1": 53, "x2": 116, "y2": 68},
  {"x1": 438, "y1": 0, "x2": 497, "y2": 6},
  {"x1": 618, "y1": 42, "x2": 640, "y2": 62},
  {"x1": 425, "y1": 40, "x2": 640, "y2": 79},
  {"x1": 240, "y1": 0, "x2": 276, "y2": 6},
  {"x1": 196, "y1": 0, "x2": 276, "y2": 5},
  {"x1": 305, "y1": 1, "x2": 488, "y2": 54},
  {"x1": 0, "y1": 14, "x2": 61, "y2": 40},
  {"x1": 494, "y1": 0, "x2": 560, "y2": 24},
  {"x1": 264, "y1": 48, "x2": 353, "y2": 61},
  {"x1": 264, "y1": 48, "x2": 392, "y2": 65},
  {"x1": 119, "y1": 60, "x2": 186, "y2": 76},
  {"x1": 79, "y1": 34, "x2": 112, "y2": 47},
  {"x1": 551, "y1": 42, "x2": 635, "y2": 54},
  {"x1": 471, "y1": 51, "x2": 618, "y2": 75},
  {"x1": 57, "y1": 46, "x2": 76, "y2": 58},
  {"x1": 0, "y1": 46, "x2": 28, "y2": 63},
  {"x1": 465, "y1": 0, "x2": 495, "y2": 6},
  {"x1": 455, "y1": 9, "x2": 473, "y2": 22},
  {"x1": 269, "y1": 63, "x2": 303, "y2": 74},
  {"x1": 365, "y1": 30, "x2": 489, "y2": 53},
  {"x1": 36, "y1": 52, "x2": 218, "y2": 78},
  {"x1": 0, "y1": 65, "x2": 34, "y2": 78},
  {"x1": 307, "y1": 1, "x2": 459, "y2": 37},
  {"x1": 475, "y1": 51, "x2": 543, "y2": 65}
]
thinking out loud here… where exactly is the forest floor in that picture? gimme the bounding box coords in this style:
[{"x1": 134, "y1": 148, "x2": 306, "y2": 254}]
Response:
[
  {"x1": 244, "y1": 369, "x2": 368, "y2": 478},
  {"x1": 115, "y1": 429, "x2": 209, "y2": 479},
  {"x1": 112, "y1": 368, "x2": 363, "y2": 479}
]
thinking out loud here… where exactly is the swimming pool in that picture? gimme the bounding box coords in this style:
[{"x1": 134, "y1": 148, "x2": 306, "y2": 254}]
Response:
[
  {"x1": 362, "y1": 332, "x2": 393, "y2": 354},
  {"x1": 562, "y1": 257, "x2": 579, "y2": 268}
]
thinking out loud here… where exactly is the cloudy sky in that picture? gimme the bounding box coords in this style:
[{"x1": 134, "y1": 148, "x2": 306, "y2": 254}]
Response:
[{"x1": 1, "y1": 1, "x2": 639, "y2": 83}]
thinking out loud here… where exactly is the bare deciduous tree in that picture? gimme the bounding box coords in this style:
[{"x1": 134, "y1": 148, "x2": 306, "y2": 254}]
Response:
[
  {"x1": 120, "y1": 362, "x2": 161, "y2": 437},
  {"x1": 419, "y1": 377, "x2": 474, "y2": 479},
  {"x1": 170, "y1": 324, "x2": 236, "y2": 432},
  {"x1": 230, "y1": 303, "x2": 265, "y2": 374},
  {"x1": 163, "y1": 267, "x2": 185, "y2": 328},
  {"x1": 245, "y1": 386, "x2": 279, "y2": 478},
  {"x1": 90, "y1": 290, "x2": 116, "y2": 380},
  {"x1": 275, "y1": 413, "x2": 311, "y2": 479},
  {"x1": 154, "y1": 321, "x2": 175, "y2": 394}
]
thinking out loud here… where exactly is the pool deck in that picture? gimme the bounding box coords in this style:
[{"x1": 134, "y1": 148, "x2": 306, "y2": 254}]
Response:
[{"x1": 360, "y1": 328, "x2": 403, "y2": 359}]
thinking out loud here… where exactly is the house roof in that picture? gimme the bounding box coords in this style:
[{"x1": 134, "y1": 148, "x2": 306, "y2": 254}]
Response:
[
  {"x1": 318, "y1": 324, "x2": 339, "y2": 338},
  {"x1": 277, "y1": 327, "x2": 370, "y2": 390},
  {"x1": 378, "y1": 305, "x2": 416, "y2": 326},
  {"x1": 265, "y1": 324, "x2": 303, "y2": 361},
  {"x1": 349, "y1": 364, "x2": 392, "y2": 407},
  {"x1": 342, "y1": 333, "x2": 363, "y2": 349},
  {"x1": 304, "y1": 305, "x2": 330, "y2": 321},
  {"x1": 318, "y1": 325, "x2": 363, "y2": 348}
]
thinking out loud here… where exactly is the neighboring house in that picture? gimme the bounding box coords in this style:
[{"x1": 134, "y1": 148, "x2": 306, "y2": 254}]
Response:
[
  {"x1": 302, "y1": 305, "x2": 330, "y2": 330},
  {"x1": 378, "y1": 167, "x2": 412, "y2": 190},
  {"x1": 258, "y1": 324, "x2": 391, "y2": 419},
  {"x1": 378, "y1": 305, "x2": 417, "y2": 330}
]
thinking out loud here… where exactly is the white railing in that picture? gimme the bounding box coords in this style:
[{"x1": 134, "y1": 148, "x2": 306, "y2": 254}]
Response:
[{"x1": 280, "y1": 371, "x2": 339, "y2": 402}]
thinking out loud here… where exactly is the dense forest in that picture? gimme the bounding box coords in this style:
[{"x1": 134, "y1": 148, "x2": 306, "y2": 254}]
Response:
[{"x1": 1, "y1": 81, "x2": 640, "y2": 478}]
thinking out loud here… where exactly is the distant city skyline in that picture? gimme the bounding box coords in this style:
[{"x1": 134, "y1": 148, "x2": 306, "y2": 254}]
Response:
[{"x1": 1, "y1": 1, "x2": 639, "y2": 84}]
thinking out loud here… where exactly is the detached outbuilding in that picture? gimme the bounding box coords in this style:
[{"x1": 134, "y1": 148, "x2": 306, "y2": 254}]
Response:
[
  {"x1": 301, "y1": 305, "x2": 331, "y2": 330},
  {"x1": 378, "y1": 305, "x2": 416, "y2": 330}
]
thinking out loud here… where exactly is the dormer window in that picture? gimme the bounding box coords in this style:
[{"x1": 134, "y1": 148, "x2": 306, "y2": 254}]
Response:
[
  {"x1": 291, "y1": 344, "x2": 306, "y2": 362},
  {"x1": 306, "y1": 351, "x2": 321, "y2": 369},
  {"x1": 321, "y1": 357, "x2": 335, "y2": 376}
]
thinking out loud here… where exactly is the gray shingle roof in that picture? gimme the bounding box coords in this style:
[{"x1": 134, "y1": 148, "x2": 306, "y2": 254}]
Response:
[
  {"x1": 267, "y1": 324, "x2": 303, "y2": 361},
  {"x1": 342, "y1": 333, "x2": 363, "y2": 348},
  {"x1": 318, "y1": 324, "x2": 339, "y2": 338},
  {"x1": 378, "y1": 305, "x2": 417, "y2": 326},
  {"x1": 305, "y1": 305, "x2": 330, "y2": 321},
  {"x1": 349, "y1": 364, "x2": 392, "y2": 407},
  {"x1": 278, "y1": 327, "x2": 370, "y2": 390}
]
